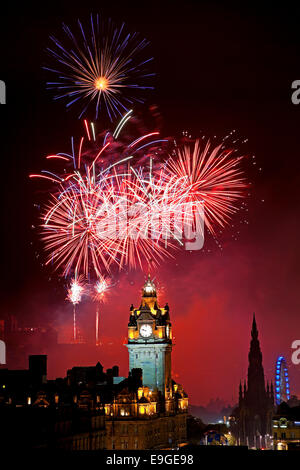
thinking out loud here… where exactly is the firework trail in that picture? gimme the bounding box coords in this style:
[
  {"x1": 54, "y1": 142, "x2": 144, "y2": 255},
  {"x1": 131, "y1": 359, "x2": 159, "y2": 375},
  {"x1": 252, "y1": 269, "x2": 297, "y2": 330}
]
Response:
[
  {"x1": 44, "y1": 14, "x2": 154, "y2": 120},
  {"x1": 30, "y1": 115, "x2": 247, "y2": 281}
]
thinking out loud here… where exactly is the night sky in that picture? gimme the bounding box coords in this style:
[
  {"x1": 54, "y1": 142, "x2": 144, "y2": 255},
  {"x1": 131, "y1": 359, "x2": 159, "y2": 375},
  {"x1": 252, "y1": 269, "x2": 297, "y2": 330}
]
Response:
[{"x1": 1, "y1": 0, "x2": 300, "y2": 406}]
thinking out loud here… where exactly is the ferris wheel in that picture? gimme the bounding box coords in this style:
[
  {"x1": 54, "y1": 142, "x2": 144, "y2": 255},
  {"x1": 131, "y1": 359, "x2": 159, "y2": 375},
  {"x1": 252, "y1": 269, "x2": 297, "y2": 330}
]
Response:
[{"x1": 275, "y1": 356, "x2": 290, "y2": 405}]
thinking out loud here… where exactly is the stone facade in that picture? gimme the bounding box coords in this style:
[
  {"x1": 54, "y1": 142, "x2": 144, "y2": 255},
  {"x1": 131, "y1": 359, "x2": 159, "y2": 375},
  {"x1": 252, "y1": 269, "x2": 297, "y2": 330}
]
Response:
[{"x1": 105, "y1": 413, "x2": 187, "y2": 450}]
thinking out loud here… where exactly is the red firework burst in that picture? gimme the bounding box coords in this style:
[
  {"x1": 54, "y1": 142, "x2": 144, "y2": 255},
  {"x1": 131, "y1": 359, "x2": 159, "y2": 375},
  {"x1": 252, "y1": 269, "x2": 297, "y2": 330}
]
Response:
[{"x1": 30, "y1": 118, "x2": 247, "y2": 280}]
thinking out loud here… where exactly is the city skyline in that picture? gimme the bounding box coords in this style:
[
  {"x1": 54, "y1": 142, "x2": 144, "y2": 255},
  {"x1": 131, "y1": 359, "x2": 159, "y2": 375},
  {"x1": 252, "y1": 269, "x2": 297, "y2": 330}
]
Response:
[{"x1": 1, "y1": 272, "x2": 298, "y2": 407}]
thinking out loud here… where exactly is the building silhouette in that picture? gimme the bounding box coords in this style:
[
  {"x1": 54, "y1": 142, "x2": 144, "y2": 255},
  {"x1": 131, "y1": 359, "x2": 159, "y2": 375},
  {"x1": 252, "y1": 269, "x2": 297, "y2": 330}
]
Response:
[
  {"x1": 0, "y1": 277, "x2": 188, "y2": 450},
  {"x1": 231, "y1": 315, "x2": 274, "y2": 448}
]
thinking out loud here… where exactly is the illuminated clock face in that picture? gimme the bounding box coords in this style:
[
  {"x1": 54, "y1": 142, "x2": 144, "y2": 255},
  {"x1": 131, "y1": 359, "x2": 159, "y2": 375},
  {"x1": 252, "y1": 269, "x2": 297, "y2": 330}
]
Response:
[{"x1": 140, "y1": 324, "x2": 152, "y2": 338}]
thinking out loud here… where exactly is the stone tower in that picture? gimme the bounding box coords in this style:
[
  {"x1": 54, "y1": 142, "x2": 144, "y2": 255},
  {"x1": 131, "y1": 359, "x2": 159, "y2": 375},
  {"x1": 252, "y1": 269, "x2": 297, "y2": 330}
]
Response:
[{"x1": 126, "y1": 276, "x2": 172, "y2": 396}]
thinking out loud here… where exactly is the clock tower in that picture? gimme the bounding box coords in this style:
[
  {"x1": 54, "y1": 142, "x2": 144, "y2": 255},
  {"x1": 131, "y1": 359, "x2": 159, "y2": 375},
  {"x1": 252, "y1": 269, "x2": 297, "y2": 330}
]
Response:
[{"x1": 126, "y1": 276, "x2": 172, "y2": 397}]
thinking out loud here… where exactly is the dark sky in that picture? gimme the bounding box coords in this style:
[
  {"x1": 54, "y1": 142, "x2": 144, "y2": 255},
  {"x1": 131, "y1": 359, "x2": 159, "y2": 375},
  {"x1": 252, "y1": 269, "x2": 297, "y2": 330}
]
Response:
[{"x1": 1, "y1": 0, "x2": 300, "y2": 405}]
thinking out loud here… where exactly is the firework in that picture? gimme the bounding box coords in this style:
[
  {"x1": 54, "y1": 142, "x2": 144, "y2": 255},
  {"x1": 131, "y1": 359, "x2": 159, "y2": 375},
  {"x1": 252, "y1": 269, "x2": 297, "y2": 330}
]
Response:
[
  {"x1": 45, "y1": 14, "x2": 154, "y2": 120},
  {"x1": 93, "y1": 275, "x2": 110, "y2": 346},
  {"x1": 95, "y1": 309, "x2": 100, "y2": 346},
  {"x1": 30, "y1": 116, "x2": 170, "y2": 278},
  {"x1": 165, "y1": 139, "x2": 246, "y2": 234},
  {"x1": 109, "y1": 167, "x2": 185, "y2": 270},
  {"x1": 94, "y1": 276, "x2": 110, "y2": 302}
]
